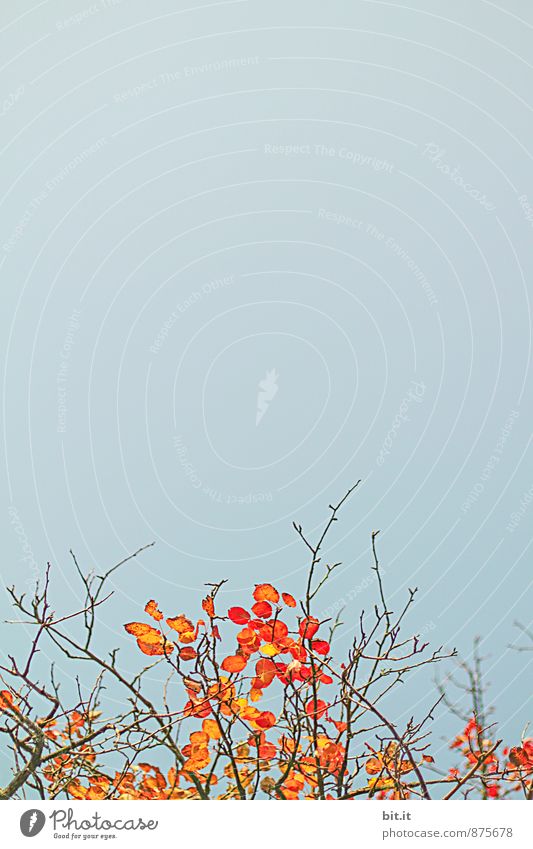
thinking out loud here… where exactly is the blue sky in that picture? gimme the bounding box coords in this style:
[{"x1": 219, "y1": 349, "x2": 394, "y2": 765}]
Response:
[{"x1": 1, "y1": 0, "x2": 532, "y2": 767}]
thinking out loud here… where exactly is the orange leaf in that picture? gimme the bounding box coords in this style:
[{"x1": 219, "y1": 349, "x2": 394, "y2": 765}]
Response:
[
  {"x1": 228, "y1": 607, "x2": 250, "y2": 625},
  {"x1": 253, "y1": 583, "x2": 280, "y2": 604},
  {"x1": 202, "y1": 596, "x2": 215, "y2": 619},
  {"x1": 190, "y1": 730, "x2": 209, "y2": 746},
  {"x1": 236, "y1": 627, "x2": 256, "y2": 645},
  {"x1": 67, "y1": 780, "x2": 87, "y2": 799},
  {"x1": 221, "y1": 655, "x2": 247, "y2": 674},
  {"x1": 179, "y1": 630, "x2": 197, "y2": 645},
  {"x1": 0, "y1": 690, "x2": 18, "y2": 712},
  {"x1": 282, "y1": 592, "x2": 296, "y2": 608},
  {"x1": 365, "y1": 756, "x2": 384, "y2": 775},
  {"x1": 68, "y1": 711, "x2": 85, "y2": 732},
  {"x1": 137, "y1": 638, "x2": 173, "y2": 656},
  {"x1": 255, "y1": 658, "x2": 277, "y2": 687},
  {"x1": 124, "y1": 622, "x2": 161, "y2": 640},
  {"x1": 184, "y1": 677, "x2": 203, "y2": 695},
  {"x1": 144, "y1": 600, "x2": 164, "y2": 621},
  {"x1": 166, "y1": 614, "x2": 194, "y2": 634},
  {"x1": 202, "y1": 719, "x2": 221, "y2": 740},
  {"x1": 166, "y1": 615, "x2": 196, "y2": 643}
]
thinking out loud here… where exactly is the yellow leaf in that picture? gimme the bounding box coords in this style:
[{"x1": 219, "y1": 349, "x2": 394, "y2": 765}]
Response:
[{"x1": 260, "y1": 643, "x2": 280, "y2": 658}]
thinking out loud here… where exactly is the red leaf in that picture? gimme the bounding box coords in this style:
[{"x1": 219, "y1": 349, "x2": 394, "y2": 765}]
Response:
[
  {"x1": 179, "y1": 647, "x2": 197, "y2": 661},
  {"x1": 299, "y1": 617, "x2": 319, "y2": 640},
  {"x1": 509, "y1": 746, "x2": 533, "y2": 769},
  {"x1": 228, "y1": 607, "x2": 251, "y2": 625},
  {"x1": 259, "y1": 741, "x2": 277, "y2": 759},
  {"x1": 256, "y1": 711, "x2": 276, "y2": 730},
  {"x1": 260, "y1": 619, "x2": 289, "y2": 643},
  {"x1": 305, "y1": 698, "x2": 327, "y2": 719},
  {"x1": 252, "y1": 600, "x2": 272, "y2": 619}
]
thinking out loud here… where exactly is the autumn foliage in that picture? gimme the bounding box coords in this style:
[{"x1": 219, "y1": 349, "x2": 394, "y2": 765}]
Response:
[{"x1": 0, "y1": 487, "x2": 531, "y2": 800}]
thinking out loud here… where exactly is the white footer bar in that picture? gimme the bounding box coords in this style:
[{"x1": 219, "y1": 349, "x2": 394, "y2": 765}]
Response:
[{"x1": 4, "y1": 799, "x2": 532, "y2": 848}]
